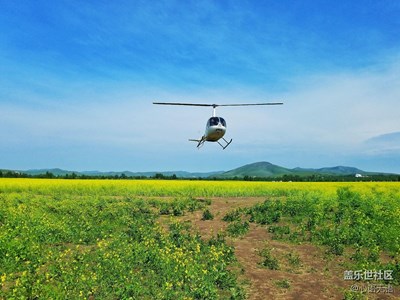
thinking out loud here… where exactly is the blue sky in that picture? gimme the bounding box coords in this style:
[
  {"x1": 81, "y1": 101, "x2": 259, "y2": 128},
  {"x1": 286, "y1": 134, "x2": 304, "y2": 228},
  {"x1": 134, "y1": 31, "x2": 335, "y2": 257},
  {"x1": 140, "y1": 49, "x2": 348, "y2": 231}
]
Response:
[{"x1": 1, "y1": 0, "x2": 399, "y2": 173}]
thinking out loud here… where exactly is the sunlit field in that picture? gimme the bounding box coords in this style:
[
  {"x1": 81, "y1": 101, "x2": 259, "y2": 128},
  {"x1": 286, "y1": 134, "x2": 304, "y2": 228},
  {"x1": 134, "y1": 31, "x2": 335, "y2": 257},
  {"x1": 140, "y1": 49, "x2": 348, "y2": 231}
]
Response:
[
  {"x1": 1, "y1": 179, "x2": 399, "y2": 299},
  {"x1": 1, "y1": 178, "x2": 398, "y2": 197}
]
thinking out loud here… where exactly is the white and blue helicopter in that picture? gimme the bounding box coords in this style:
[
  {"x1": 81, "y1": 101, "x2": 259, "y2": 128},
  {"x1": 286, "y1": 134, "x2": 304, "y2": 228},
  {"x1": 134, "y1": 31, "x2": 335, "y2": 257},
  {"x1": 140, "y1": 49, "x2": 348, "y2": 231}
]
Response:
[{"x1": 153, "y1": 102, "x2": 283, "y2": 149}]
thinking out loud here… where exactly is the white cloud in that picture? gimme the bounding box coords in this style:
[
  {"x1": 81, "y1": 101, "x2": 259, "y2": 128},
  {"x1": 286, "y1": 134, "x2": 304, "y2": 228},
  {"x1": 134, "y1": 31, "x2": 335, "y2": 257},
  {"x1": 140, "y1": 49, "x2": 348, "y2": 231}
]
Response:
[
  {"x1": 230, "y1": 57, "x2": 400, "y2": 150},
  {"x1": 1, "y1": 53, "x2": 399, "y2": 172}
]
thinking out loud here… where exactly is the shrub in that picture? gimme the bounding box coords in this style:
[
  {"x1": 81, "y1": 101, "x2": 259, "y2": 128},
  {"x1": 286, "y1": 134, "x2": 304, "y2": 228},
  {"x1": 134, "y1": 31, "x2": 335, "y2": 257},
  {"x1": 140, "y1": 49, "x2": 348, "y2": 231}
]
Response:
[
  {"x1": 222, "y1": 209, "x2": 242, "y2": 222},
  {"x1": 226, "y1": 221, "x2": 249, "y2": 238}
]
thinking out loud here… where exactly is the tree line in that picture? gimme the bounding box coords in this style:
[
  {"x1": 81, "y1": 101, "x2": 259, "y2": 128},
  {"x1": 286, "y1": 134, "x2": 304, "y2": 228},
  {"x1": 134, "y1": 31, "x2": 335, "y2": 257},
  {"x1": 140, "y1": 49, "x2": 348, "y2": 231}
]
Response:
[{"x1": 0, "y1": 170, "x2": 399, "y2": 182}]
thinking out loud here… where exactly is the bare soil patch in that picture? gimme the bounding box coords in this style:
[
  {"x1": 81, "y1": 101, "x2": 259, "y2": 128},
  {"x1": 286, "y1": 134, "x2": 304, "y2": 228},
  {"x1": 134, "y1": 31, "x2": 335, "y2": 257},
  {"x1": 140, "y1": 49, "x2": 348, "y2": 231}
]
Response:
[{"x1": 181, "y1": 197, "x2": 399, "y2": 300}]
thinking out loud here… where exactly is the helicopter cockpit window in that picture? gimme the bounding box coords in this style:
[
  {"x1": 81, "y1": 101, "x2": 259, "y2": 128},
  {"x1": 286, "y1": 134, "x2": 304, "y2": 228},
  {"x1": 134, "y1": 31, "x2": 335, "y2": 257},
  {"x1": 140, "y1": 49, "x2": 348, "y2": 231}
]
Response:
[
  {"x1": 219, "y1": 118, "x2": 226, "y2": 127},
  {"x1": 208, "y1": 117, "x2": 219, "y2": 126}
]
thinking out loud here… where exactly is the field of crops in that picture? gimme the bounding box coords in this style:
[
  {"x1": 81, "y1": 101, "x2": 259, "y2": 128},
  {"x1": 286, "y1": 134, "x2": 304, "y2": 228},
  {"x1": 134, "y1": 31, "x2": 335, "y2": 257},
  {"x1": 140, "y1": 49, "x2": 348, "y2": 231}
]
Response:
[{"x1": 0, "y1": 179, "x2": 399, "y2": 299}]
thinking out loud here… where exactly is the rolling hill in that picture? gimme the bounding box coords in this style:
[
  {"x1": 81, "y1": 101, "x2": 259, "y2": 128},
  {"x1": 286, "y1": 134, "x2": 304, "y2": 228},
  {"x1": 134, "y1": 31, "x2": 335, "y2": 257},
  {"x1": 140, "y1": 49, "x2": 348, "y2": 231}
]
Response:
[{"x1": 217, "y1": 162, "x2": 295, "y2": 178}]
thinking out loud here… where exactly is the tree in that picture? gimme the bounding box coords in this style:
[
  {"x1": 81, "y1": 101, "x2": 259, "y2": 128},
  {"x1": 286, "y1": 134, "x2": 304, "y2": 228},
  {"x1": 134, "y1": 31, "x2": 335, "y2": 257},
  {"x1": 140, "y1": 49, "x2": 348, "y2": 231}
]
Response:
[
  {"x1": 154, "y1": 173, "x2": 164, "y2": 179},
  {"x1": 45, "y1": 171, "x2": 54, "y2": 178}
]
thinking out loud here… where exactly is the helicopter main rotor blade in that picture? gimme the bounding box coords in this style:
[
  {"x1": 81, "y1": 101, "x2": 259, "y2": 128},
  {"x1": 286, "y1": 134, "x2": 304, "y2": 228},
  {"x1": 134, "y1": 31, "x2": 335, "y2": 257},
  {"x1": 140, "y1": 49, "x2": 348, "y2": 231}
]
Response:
[
  {"x1": 153, "y1": 102, "x2": 215, "y2": 107},
  {"x1": 217, "y1": 103, "x2": 283, "y2": 106},
  {"x1": 153, "y1": 102, "x2": 283, "y2": 107}
]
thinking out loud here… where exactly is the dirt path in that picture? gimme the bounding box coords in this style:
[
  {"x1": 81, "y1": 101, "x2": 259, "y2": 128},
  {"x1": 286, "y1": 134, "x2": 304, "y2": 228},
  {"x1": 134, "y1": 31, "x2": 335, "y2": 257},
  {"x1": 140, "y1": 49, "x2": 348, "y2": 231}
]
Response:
[{"x1": 182, "y1": 197, "x2": 399, "y2": 300}]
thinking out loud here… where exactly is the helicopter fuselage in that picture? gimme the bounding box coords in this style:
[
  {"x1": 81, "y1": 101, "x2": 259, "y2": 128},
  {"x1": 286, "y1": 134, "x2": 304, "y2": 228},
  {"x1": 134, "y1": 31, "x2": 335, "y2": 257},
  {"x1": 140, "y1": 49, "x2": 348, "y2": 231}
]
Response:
[{"x1": 189, "y1": 116, "x2": 231, "y2": 149}]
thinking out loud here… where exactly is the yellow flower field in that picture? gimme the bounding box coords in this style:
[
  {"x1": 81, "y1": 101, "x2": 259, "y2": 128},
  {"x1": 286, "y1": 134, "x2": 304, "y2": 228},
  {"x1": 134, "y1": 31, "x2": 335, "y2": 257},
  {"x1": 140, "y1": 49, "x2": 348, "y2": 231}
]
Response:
[{"x1": 0, "y1": 178, "x2": 398, "y2": 197}]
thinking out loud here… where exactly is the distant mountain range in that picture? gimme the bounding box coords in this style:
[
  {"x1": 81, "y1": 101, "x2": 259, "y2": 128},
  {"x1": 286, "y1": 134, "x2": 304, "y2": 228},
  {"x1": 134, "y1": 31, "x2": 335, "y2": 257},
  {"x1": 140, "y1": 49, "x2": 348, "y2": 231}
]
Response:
[
  {"x1": 7, "y1": 168, "x2": 222, "y2": 178},
  {"x1": 2, "y1": 161, "x2": 398, "y2": 178},
  {"x1": 216, "y1": 162, "x2": 388, "y2": 178}
]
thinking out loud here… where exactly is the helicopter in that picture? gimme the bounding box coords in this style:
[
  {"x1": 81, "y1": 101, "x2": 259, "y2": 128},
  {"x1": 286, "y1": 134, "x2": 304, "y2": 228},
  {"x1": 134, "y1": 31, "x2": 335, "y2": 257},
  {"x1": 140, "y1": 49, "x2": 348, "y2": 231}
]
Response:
[{"x1": 153, "y1": 102, "x2": 283, "y2": 149}]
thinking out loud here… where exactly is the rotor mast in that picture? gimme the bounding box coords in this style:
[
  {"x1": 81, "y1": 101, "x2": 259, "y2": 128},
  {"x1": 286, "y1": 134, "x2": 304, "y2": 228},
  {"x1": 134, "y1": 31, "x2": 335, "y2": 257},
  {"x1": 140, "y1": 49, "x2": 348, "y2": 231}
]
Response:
[{"x1": 212, "y1": 104, "x2": 217, "y2": 117}]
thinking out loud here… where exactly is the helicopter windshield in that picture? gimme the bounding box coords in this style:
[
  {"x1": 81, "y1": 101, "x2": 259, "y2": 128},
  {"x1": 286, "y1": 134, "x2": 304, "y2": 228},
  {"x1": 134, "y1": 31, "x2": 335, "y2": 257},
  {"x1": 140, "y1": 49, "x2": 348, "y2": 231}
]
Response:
[
  {"x1": 208, "y1": 117, "x2": 219, "y2": 126},
  {"x1": 207, "y1": 117, "x2": 226, "y2": 127}
]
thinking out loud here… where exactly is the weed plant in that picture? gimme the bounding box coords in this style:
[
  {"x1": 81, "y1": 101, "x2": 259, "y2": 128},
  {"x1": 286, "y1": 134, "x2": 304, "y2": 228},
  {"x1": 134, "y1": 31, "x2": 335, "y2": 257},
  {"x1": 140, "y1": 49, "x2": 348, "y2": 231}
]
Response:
[{"x1": 202, "y1": 209, "x2": 214, "y2": 221}]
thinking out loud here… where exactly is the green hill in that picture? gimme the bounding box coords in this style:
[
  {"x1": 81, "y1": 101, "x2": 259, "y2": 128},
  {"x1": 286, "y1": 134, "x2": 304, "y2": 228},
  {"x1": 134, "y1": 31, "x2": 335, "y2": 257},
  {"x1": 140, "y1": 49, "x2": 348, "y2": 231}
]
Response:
[
  {"x1": 218, "y1": 162, "x2": 295, "y2": 178},
  {"x1": 216, "y1": 162, "x2": 388, "y2": 179}
]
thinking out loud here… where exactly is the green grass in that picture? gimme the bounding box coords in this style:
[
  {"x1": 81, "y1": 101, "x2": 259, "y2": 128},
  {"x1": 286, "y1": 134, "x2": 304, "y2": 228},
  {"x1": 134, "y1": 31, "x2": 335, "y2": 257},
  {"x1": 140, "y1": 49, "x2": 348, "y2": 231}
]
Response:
[
  {"x1": 258, "y1": 245, "x2": 279, "y2": 270},
  {"x1": 274, "y1": 279, "x2": 291, "y2": 289}
]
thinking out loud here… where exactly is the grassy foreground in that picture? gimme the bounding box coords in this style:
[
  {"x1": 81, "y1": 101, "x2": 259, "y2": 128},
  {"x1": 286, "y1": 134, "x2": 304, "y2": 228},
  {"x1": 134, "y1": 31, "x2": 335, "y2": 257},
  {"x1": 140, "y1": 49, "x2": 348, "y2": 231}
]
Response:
[{"x1": 0, "y1": 179, "x2": 399, "y2": 299}]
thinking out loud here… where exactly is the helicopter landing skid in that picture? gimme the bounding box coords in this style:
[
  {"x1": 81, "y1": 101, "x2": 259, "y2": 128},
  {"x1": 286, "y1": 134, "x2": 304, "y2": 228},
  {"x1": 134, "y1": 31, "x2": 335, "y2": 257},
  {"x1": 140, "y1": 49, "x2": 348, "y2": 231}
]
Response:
[
  {"x1": 189, "y1": 136, "x2": 232, "y2": 149},
  {"x1": 217, "y1": 137, "x2": 232, "y2": 150},
  {"x1": 189, "y1": 136, "x2": 206, "y2": 149}
]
